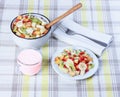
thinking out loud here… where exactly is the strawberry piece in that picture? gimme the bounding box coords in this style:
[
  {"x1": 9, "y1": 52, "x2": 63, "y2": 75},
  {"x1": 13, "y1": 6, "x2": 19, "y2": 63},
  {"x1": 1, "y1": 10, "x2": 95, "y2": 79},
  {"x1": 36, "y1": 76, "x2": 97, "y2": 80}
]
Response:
[
  {"x1": 20, "y1": 34, "x2": 25, "y2": 38},
  {"x1": 62, "y1": 58, "x2": 67, "y2": 62},
  {"x1": 25, "y1": 22, "x2": 32, "y2": 27},
  {"x1": 69, "y1": 56, "x2": 74, "y2": 60},
  {"x1": 79, "y1": 51, "x2": 85, "y2": 55},
  {"x1": 68, "y1": 52, "x2": 71, "y2": 56},
  {"x1": 64, "y1": 65, "x2": 67, "y2": 68},
  {"x1": 75, "y1": 65, "x2": 80, "y2": 71},
  {"x1": 25, "y1": 15, "x2": 28, "y2": 19},
  {"x1": 73, "y1": 54, "x2": 77, "y2": 57},
  {"x1": 15, "y1": 19, "x2": 21, "y2": 22},
  {"x1": 32, "y1": 31, "x2": 37, "y2": 36},
  {"x1": 85, "y1": 67, "x2": 89, "y2": 72},
  {"x1": 79, "y1": 56, "x2": 84, "y2": 62}
]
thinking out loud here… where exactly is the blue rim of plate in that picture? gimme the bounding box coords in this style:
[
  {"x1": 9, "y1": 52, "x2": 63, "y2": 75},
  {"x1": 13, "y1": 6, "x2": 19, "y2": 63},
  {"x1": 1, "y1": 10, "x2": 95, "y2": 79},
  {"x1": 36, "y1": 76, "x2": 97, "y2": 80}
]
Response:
[{"x1": 51, "y1": 46, "x2": 99, "y2": 80}]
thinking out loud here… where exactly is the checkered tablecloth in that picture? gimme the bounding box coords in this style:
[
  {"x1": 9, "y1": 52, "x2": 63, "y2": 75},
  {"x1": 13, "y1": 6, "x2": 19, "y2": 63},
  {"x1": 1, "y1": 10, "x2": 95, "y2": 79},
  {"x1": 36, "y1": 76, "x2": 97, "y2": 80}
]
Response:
[{"x1": 0, "y1": 0, "x2": 120, "y2": 97}]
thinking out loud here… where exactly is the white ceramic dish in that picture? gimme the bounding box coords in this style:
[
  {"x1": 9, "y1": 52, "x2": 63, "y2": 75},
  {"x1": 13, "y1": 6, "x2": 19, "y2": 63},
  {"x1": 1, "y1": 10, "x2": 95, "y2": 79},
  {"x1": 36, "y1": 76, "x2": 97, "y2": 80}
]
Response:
[
  {"x1": 51, "y1": 46, "x2": 99, "y2": 80},
  {"x1": 10, "y1": 13, "x2": 51, "y2": 49}
]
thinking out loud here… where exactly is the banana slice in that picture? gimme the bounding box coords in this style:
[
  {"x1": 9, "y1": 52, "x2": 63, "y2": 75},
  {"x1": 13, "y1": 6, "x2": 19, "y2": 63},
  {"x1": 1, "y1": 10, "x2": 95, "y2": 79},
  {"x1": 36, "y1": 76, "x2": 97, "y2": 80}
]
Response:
[
  {"x1": 69, "y1": 71, "x2": 76, "y2": 77},
  {"x1": 16, "y1": 21, "x2": 23, "y2": 27},
  {"x1": 78, "y1": 62, "x2": 87, "y2": 75},
  {"x1": 80, "y1": 70, "x2": 85, "y2": 75},
  {"x1": 78, "y1": 62, "x2": 87, "y2": 71}
]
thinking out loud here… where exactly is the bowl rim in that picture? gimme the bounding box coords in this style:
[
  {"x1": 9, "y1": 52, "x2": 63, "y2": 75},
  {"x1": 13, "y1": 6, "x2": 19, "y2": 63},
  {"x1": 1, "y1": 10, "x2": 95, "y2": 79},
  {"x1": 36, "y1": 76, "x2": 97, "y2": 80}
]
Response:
[{"x1": 10, "y1": 13, "x2": 51, "y2": 40}]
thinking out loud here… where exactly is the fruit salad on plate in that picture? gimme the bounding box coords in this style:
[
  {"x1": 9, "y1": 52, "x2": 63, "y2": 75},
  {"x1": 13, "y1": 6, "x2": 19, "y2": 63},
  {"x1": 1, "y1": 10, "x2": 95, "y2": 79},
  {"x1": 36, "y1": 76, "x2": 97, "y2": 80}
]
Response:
[{"x1": 54, "y1": 48, "x2": 94, "y2": 77}]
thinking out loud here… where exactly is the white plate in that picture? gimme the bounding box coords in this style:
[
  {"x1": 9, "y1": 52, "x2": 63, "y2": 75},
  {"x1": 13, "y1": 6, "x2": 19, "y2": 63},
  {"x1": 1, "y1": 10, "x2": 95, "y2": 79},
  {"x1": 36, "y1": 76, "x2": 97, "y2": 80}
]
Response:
[{"x1": 51, "y1": 46, "x2": 99, "y2": 80}]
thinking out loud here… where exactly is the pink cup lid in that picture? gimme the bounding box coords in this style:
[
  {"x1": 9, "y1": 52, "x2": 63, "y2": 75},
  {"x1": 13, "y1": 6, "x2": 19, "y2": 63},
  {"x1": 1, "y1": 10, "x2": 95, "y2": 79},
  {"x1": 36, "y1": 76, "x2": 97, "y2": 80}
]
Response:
[{"x1": 17, "y1": 49, "x2": 42, "y2": 66}]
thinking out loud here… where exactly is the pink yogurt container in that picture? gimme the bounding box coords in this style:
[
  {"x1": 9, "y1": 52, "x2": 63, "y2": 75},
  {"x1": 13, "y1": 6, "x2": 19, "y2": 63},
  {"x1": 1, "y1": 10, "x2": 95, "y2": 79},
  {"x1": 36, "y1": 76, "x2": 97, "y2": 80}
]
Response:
[{"x1": 17, "y1": 49, "x2": 42, "y2": 76}]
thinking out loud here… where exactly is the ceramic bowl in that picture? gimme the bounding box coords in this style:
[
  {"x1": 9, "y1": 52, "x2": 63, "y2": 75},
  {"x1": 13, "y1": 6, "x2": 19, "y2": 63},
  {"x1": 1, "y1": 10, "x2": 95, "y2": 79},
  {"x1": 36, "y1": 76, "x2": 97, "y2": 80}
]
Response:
[{"x1": 10, "y1": 13, "x2": 51, "y2": 49}]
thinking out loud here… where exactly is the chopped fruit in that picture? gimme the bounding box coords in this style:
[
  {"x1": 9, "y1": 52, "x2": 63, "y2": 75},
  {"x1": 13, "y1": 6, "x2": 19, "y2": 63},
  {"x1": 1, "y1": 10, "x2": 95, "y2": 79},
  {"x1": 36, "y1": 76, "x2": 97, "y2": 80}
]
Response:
[
  {"x1": 69, "y1": 71, "x2": 76, "y2": 77},
  {"x1": 80, "y1": 51, "x2": 85, "y2": 55},
  {"x1": 16, "y1": 15, "x2": 22, "y2": 20},
  {"x1": 55, "y1": 57, "x2": 61, "y2": 64},
  {"x1": 16, "y1": 21, "x2": 23, "y2": 27},
  {"x1": 78, "y1": 62, "x2": 87, "y2": 71},
  {"x1": 20, "y1": 34, "x2": 25, "y2": 38},
  {"x1": 25, "y1": 22, "x2": 32, "y2": 27},
  {"x1": 12, "y1": 14, "x2": 47, "y2": 39},
  {"x1": 32, "y1": 31, "x2": 37, "y2": 36},
  {"x1": 54, "y1": 48, "x2": 94, "y2": 77}
]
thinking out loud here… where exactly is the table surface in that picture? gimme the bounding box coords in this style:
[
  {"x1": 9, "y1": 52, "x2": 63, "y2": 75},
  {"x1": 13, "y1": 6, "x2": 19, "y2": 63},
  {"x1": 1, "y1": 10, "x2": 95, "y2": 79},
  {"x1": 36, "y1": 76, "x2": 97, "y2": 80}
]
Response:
[{"x1": 0, "y1": 0, "x2": 120, "y2": 97}]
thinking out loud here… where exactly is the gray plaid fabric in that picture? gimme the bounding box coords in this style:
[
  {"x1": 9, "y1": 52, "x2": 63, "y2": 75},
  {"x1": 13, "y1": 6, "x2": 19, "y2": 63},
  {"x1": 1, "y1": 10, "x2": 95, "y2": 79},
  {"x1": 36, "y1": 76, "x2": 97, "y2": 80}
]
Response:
[{"x1": 0, "y1": 0, "x2": 120, "y2": 97}]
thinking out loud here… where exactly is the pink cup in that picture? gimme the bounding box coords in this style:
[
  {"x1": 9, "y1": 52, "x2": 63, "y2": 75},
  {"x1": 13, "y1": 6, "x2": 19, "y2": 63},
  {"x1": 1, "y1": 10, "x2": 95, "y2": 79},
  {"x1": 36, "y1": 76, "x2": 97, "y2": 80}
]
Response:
[{"x1": 17, "y1": 49, "x2": 42, "y2": 76}]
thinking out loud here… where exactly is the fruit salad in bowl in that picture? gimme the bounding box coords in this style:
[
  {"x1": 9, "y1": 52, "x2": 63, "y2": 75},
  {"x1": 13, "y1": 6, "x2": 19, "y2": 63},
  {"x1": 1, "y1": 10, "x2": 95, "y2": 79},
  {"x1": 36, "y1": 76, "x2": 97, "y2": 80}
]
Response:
[
  {"x1": 10, "y1": 13, "x2": 51, "y2": 49},
  {"x1": 12, "y1": 14, "x2": 47, "y2": 39}
]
